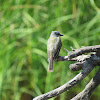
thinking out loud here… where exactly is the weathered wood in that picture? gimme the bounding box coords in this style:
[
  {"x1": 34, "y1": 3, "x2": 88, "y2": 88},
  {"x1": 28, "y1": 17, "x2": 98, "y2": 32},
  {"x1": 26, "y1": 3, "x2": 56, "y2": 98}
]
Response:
[{"x1": 33, "y1": 45, "x2": 100, "y2": 100}]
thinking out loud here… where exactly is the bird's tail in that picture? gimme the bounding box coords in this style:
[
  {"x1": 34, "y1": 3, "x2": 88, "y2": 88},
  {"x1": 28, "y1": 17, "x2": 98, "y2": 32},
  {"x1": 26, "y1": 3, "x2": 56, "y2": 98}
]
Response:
[{"x1": 48, "y1": 58, "x2": 53, "y2": 72}]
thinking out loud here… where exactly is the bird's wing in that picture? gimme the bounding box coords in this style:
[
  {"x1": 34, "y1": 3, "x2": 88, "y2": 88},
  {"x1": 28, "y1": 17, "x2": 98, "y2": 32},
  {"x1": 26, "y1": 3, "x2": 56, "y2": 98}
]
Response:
[
  {"x1": 47, "y1": 39, "x2": 54, "y2": 61},
  {"x1": 47, "y1": 39, "x2": 54, "y2": 71},
  {"x1": 47, "y1": 37, "x2": 62, "y2": 60},
  {"x1": 54, "y1": 38, "x2": 62, "y2": 59}
]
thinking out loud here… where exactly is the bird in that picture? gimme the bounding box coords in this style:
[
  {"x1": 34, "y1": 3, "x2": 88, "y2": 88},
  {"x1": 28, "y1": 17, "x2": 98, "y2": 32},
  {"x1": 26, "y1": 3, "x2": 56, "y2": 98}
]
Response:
[{"x1": 47, "y1": 31, "x2": 63, "y2": 72}]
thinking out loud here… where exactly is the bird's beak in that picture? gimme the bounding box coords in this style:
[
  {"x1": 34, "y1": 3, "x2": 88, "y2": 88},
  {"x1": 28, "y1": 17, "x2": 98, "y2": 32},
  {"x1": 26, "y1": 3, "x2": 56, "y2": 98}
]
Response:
[{"x1": 60, "y1": 34, "x2": 63, "y2": 36}]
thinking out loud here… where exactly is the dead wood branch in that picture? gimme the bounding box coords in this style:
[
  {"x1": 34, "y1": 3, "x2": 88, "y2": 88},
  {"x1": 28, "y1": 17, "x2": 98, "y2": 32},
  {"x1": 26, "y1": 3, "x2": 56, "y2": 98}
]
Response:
[
  {"x1": 71, "y1": 69, "x2": 100, "y2": 100},
  {"x1": 33, "y1": 45, "x2": 100, "y2": 100}
]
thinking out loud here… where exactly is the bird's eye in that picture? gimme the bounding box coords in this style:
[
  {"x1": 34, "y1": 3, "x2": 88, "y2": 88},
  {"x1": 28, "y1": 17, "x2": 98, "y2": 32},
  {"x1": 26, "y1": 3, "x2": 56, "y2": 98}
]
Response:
[{"x1": 56, "y1": 32, "x2": 59, "y2": 35}]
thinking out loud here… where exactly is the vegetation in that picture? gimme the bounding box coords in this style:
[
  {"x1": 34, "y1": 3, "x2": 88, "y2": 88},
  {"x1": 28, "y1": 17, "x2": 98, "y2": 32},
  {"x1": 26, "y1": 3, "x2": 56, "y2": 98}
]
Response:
[{"x1": 0, "y1": 0, "x2": 100, "y2": 100}]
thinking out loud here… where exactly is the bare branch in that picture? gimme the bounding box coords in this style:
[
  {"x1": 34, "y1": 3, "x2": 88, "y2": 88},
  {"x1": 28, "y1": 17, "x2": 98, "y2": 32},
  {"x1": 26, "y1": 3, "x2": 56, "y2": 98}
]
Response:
[
  {"x1": 33, "y1": 45, "x2": 100, "y2": 100},
  {"x1": 69, "y1": 53, "x2": 100, "y2": 71},
  {"x1": 33, "y1": 64, "x2": 94, "y2": 100},
  {"x1": 55, "y1": 45, "x2": 100, "y2": 62},
  {"x1": 69, "y1": 62, "x2": 83, "y2": 71},
  {"x1": 70, "y1": 46, "x2": 75, "y2": 51},
  {"x1": 71, "y1": 69, "x2": 100, "y2": 100},
  {"x1": 54, "y1": 56, "x2": 68, "y2": 61},
  {"x1": 67, "y1": 45, "x2": 100, "y2": 59}
]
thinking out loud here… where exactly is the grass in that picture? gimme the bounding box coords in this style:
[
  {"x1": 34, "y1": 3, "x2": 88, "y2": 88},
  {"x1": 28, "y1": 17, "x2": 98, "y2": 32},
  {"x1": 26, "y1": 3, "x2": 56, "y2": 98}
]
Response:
[{"x1": 0, "y1": 0, "x2": 100, "y2": 100}]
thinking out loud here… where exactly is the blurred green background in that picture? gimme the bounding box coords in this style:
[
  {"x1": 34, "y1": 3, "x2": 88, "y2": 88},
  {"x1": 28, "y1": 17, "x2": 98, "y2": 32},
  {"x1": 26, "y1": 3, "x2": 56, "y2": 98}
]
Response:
[{"x1": 0, "y1": 0, "x2": 100, "y2": 100}]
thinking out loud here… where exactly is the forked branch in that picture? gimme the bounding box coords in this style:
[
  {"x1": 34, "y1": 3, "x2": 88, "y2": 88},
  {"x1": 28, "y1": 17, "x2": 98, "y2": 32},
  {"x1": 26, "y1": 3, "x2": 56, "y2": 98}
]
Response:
[{"x1": 33, "y1": 45, "x2": 100, "y2": 100}]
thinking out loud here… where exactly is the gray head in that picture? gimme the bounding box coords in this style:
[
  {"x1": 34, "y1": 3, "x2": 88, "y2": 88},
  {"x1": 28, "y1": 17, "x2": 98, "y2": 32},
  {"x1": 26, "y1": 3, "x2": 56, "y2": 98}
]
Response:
[{"x1": 50, "y1": 31, "x2": 63, "y2": 37}]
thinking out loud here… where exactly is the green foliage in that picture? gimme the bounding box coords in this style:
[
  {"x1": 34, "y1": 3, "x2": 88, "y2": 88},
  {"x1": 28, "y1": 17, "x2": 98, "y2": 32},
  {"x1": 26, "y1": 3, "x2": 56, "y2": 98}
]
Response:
[{"x1": 0, "y1": 0, "x2": 100, "y2": 100}]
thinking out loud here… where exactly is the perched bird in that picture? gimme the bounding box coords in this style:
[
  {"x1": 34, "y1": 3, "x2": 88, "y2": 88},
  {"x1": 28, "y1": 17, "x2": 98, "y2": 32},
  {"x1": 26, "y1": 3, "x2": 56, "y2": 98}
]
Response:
[{"x1": 47, "y1": 31, "x2": 63, "y2": 72}]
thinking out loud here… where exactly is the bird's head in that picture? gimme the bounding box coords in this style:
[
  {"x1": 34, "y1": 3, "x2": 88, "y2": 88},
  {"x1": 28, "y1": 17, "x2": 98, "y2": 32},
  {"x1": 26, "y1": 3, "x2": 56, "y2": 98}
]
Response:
[{"x1": 50, "y1": 31, "x2": 63, "y2": 37}]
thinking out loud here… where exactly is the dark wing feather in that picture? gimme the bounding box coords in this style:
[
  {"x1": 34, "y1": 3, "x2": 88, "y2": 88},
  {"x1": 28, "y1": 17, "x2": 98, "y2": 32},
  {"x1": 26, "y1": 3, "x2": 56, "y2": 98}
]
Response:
[{"x1": 54, "y1": 38, "x2": 62, "y2": 59}]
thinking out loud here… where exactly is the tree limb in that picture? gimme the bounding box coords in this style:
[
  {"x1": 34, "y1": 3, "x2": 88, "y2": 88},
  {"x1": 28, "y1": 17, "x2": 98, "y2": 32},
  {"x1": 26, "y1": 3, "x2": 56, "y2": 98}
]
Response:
[
  {"x1": 33, "y1": 64, "x2": 94, "y2": 100},
  {"x1": 33, "y1": 45, "x2": 100, "y2": 100},
  {"x1": 71, "y1": 69, "x2": 100, "y2": 100},
  {"x1": 67, "y1": 45, "x2": 100, "y2": 59}
]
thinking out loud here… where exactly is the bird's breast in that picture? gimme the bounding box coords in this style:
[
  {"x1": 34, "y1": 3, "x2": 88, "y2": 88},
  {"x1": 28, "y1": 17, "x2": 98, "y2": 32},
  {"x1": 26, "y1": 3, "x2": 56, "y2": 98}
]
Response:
[{"x1": 47, "y1": 37, "x2": 60, "y2": 51}]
